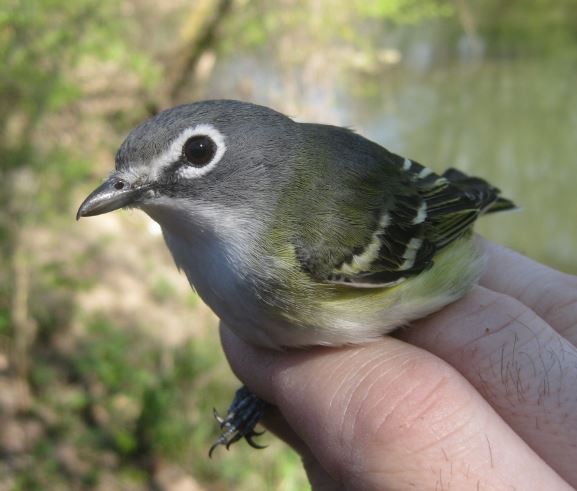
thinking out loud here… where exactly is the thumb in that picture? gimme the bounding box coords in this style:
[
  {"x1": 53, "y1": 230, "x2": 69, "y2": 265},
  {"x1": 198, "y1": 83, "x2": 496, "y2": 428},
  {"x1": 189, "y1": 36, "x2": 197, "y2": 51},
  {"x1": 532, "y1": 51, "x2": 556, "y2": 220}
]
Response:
[{"x1": 220, "y1": 324, "x2": 570, "y2": 490}]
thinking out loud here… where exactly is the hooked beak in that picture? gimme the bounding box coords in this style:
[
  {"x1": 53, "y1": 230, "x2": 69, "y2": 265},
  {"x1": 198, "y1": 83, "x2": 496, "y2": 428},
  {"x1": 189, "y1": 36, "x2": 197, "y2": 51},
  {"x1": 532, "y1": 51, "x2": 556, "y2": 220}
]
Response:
[{"x1": 76, "y1": 175, "x2": 147, "y2": 220}]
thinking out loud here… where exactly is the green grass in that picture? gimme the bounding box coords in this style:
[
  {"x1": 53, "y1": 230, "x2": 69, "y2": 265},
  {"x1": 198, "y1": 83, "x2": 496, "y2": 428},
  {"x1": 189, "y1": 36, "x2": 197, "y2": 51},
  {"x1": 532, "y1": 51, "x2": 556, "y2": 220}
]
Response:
[{"x1": 12, "y1": 313, "x2": 308, "y2": 490}]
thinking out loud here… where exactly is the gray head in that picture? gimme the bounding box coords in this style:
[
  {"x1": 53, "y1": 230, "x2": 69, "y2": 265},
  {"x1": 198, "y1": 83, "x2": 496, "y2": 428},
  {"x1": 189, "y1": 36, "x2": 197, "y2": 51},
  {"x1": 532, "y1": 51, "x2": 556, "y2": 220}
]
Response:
[{"x1": 77, "y1": 100, "x2": 298, "y2": 233}]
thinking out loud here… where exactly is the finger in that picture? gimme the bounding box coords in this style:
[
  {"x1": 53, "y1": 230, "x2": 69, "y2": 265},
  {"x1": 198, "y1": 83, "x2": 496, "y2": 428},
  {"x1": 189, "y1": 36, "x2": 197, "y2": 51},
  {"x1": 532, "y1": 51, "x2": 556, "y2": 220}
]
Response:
[
  {"x1": 221, "y1": 325, "x2": 571, "y2": 491},
  {"x1": 261, "y1": 405, "x2": 310, "y2": 456},
  {"x1": 478, "y1": 237, "x2": 577, "y2": 344},
  {"x1": 399, "y1": 286, "x2": 577, "y2": 486},
  {"x1": 262, "y1": 407, "x2": 339, "y2": 489}
]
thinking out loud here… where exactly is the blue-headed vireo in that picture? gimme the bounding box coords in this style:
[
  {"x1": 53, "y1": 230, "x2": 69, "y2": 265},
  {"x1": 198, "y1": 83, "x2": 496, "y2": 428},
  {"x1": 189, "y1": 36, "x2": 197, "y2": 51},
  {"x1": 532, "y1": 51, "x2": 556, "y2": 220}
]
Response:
[{"x1": 77, "y1": 100, "x2": 515, "y2": 452}]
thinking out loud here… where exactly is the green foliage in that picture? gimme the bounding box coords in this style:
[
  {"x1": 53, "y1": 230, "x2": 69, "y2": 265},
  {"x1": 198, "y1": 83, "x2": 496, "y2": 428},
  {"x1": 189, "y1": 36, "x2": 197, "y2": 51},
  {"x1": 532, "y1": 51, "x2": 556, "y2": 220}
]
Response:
[
  {"x1": 222, "y1": 0, "x2": 453, "y2": 54},
  {"x1": 14, "y1": 440, "x2": 63, "y2": 491},
  {"x1": 151, "y1": 276, "x2": 177, "y2": 303},
  {"x1": 24, "y1": 317, "x2": 196, "y2": 485},
  {"x1": 355, "y1": 0, "x2": 453, "y2": 23},
  {"x1": 0, "y1": 309, "x2": 9, "y2": 336},
  {"x1": 463, "y1": 0, "x2": 577, "y2": 57},
  {"x1": 17, "y1": 311, "x2": 307, "y2": 489},
  {"x1": 0, "y1": 0, "x2": 160, "y2": 228},
  {"x1": 73, "y1": 318, "x2": 154, "y2": 390},
  {"x1": 134, "y1": 380, "x2": 191, "y2": 458},
  {"x1": 2, "y1": 0, "x2": 103, "y2": 129}
]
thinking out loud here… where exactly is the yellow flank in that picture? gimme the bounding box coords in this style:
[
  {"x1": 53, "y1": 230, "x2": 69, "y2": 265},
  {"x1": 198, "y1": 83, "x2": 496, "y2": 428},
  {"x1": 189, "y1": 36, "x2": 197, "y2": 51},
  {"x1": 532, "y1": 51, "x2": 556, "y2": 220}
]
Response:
[
  {"x1": 260, "y1": 228, "x2": 484, "y2": 345},
  {"x1": 310, "y1": 234, "x2": 485, "y2": 339}
]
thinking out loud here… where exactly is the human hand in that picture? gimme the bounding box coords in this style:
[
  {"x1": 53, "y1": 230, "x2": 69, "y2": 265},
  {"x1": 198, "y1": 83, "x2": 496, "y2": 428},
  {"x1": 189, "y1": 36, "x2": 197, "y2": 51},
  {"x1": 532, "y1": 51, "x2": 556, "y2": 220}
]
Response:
[{"x1": 220, "y1": 238, "x2": 577, "y2": 490}]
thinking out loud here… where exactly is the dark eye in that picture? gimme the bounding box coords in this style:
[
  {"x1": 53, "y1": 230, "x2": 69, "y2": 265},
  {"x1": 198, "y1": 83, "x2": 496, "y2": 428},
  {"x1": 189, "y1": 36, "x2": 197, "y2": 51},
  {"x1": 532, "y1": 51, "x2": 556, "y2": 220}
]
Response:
[{"x1": 183, "y1": 135, "x2": 216, "y2": 167}]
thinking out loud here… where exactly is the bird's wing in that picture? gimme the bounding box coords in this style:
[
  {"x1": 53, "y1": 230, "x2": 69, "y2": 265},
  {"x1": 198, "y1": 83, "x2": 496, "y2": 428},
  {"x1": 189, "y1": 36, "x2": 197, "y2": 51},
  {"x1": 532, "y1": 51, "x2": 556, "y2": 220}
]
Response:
[{"x1": 294, "y1": 156, "x2": 512, "y2": 288}]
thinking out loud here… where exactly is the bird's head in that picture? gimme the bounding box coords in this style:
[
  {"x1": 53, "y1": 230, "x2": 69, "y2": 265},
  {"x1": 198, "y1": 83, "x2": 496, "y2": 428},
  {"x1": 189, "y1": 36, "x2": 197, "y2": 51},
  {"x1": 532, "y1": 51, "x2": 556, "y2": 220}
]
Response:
[{"x1": 77, "y1": 100, "x2": 297, "y2": 235}]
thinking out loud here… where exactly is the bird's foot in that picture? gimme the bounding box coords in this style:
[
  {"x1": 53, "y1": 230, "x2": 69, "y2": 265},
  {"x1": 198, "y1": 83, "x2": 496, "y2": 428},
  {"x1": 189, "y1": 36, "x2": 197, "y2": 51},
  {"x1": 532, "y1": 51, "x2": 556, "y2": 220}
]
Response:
[{"x1": 209, "y1": 385, "x2": 269, "y2": 457}]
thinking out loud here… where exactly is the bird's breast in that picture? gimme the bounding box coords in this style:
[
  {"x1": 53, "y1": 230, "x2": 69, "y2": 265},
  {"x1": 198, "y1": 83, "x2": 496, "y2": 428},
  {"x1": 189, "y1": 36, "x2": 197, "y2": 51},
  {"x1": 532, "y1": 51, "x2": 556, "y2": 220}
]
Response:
[{"x1": 160, "y1": 227, "x2": 296, "y2": 347}]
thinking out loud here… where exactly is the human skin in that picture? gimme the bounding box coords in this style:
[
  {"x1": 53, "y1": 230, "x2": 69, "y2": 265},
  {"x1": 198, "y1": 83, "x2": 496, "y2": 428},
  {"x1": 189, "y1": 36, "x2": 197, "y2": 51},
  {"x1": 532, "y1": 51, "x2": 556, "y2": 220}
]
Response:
[{"x1": 220, "y1": 238, "x2": 577, "y2": 490}]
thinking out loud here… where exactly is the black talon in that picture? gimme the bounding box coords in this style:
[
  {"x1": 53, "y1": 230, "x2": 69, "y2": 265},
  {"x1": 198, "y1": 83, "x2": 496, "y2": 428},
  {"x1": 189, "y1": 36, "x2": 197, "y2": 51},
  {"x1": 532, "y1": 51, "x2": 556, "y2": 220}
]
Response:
[
  {"x1": 209, "y1": 437, "x2": 226, "y2": 458},
  {"x1": 208, "y1": 385, "x2": 270, "y2": 456},
  {"x1": 245, "y1": 433, "x2": 267, "y2": 450},
  {"x1": 213, "y1": 408, "x2": 224, "y2": 425}
]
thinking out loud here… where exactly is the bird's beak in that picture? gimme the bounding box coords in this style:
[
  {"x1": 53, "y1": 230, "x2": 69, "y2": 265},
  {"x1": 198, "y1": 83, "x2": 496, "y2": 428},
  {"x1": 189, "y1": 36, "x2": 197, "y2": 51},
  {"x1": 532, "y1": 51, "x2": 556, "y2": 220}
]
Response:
[{"x1": 76, "y1": 175, "x2": 146, "y2": 220}]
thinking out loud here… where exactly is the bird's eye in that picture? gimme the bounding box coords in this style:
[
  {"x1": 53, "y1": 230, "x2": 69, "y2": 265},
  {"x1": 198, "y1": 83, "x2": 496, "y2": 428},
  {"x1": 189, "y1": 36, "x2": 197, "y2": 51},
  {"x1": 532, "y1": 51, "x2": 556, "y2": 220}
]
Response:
[{"x1": 182, "y1": 135, "x2": 217, "y2": 167}]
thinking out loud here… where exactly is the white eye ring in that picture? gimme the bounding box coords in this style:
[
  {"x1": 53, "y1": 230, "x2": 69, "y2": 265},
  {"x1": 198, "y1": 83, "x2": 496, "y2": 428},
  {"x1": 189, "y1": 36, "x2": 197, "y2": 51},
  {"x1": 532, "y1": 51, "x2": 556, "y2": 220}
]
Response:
[{"x1": 150, "y1": 124, "x2": 226, "y2": 179}]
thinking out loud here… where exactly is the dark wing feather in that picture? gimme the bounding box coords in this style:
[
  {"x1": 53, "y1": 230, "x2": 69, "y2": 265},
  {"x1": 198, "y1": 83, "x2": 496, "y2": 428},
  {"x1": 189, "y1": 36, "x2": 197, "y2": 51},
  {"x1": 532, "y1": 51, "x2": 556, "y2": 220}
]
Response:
[
  {"x1": 291, "y1": 126, "x2": 515, "y2": 288},
  {"x1": 325, "y1": 189, "x2": 438, "y2": 287}
]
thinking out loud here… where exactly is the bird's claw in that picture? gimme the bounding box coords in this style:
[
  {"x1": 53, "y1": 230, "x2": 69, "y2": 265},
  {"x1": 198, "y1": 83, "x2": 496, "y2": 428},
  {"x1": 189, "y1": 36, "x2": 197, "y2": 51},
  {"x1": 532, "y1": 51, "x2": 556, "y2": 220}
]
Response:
[{"x1": 209, "y1": 386, "x2": 269, "y2": 457}]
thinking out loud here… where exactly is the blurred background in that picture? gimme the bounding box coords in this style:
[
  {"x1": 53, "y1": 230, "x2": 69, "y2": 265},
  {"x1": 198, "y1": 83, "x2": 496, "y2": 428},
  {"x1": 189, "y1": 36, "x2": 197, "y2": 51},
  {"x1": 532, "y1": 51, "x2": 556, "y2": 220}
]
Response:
[{"x1": 1, "y1": 0, "x2": 576, "y2": 489}]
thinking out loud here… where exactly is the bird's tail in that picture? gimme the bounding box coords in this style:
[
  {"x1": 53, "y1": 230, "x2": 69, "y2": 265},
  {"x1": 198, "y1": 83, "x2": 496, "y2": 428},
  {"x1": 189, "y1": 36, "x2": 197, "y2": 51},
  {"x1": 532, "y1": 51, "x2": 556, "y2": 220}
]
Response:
[
  {"x1": 484, "y1": 196, "x2": 518, "y2": 214},
  {"x1": 442, "y1": 168, "x2": 517, "y2": 214}
]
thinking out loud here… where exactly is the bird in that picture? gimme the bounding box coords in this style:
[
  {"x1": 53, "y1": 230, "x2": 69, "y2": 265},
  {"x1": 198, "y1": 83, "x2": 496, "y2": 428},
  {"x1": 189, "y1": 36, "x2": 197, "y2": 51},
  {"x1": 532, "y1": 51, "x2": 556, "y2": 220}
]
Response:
[{"x1": 77, "y1": 99, "x2": 516, "y2": 453}]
